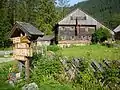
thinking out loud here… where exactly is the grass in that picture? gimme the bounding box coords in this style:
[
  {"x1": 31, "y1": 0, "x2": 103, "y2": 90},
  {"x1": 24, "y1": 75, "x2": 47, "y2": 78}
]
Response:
[
  {"x1": 0, "y1": 47, "x2": 12, "y2": 50},
  {"x1": 62, "y1": 44, "x2": 120, "y2": 61},
  {"x1": 0, "y1": 61, "x2": 17, "y2": 68}
]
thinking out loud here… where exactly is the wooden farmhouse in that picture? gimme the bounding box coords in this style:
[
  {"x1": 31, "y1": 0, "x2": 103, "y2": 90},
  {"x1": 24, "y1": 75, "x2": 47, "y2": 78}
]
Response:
[
  {"x1": 55, "y1": 8, "x2": 114, "y2": 46},
  {"x1": 113, "y1": 25, "x2": 120, "y2": 40}
]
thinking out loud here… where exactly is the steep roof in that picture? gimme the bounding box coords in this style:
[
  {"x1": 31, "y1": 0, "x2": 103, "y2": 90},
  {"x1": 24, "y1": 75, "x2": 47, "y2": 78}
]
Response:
[
  {"x1": 58, "y1": 9, "x2": 100, "y2": 26},
  {"x1": 58, "y1": 8, "x2": 114, "y2": 35},
  {"x1": 10, "y1": 21, "x2": 44, "y2": 38},
  {"x1": 37, "y1": 35, "x2": 54, "y2": 41},
  {"x1": 113, "y1": 25, "x2": 120, "y2": 33}
]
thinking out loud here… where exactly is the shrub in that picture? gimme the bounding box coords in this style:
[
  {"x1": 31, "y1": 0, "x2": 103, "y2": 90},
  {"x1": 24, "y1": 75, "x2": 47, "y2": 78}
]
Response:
[
  {"x1": 91, "y1": 27, "x2": 111, "y2": 43},
  {"x1": 0, "y1": 63, "x2": 19, "y2": 90},
  {"x1": 47, "y1": 45, "x2": 61, "y2": 52},
  {"x1": 31, "y1": 52, "x2": 64, "y2": 86},
  {"x1": 101, "y1": 42, "x2": 114, "y2": 48}
]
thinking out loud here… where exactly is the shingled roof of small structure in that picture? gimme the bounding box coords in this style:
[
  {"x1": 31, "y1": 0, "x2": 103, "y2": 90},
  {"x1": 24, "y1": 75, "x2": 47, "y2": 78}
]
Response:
[
  {"x1": 10, "y1": 21, "x2": 44, "y2": 38},
  {"x1": 113, "y1": 25, "x2": 120, "y2": 33},
  {"x1": 37, "y1": 35, "x2": 54, "y2": 41}
]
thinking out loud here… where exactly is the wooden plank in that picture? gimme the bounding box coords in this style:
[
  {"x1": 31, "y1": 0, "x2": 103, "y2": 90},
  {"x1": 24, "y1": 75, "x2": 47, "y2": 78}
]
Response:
[
  {"x1": 15, "y1": 43, "x2": 29, "y2": 49},
  {"x1": 12, "y1": 36, "x2": 30, "y2": 44},
  {"x1": 13, "y1": 55, "x2": 28, "y2": 61},
  {"x1": 12, "y1": 37, "x2": 21, "y2": 44},
  {"x1": 25, "y1": 59, "x2": 30, "y2": 83},
  {"x1": 13, "y1": 48, "x2": 33, "y2": 57}
]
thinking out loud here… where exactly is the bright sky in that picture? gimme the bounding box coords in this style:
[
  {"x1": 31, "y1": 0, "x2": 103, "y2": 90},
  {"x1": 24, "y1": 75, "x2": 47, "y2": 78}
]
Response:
[{"x1": 70, "y1": 0, "x2": 86, "y2": 6}]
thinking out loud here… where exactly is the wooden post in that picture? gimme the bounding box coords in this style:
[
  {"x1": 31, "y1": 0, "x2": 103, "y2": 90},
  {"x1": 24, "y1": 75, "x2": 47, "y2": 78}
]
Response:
[
  {"x1": 18, "y1": 61, "x2": 23, "y2": 73},
  {"x1": 25, "y1": 58, "x2": 30, "y2": 83}
]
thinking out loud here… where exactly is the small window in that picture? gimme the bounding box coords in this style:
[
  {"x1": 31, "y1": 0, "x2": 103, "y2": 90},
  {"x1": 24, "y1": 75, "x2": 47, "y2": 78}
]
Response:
[
  {"x1": 71, "y1": 16, "x2": 74, "y2": 20},
  {"x1": 61, "y1": 36, "x2": 66, "y2": 40},
  {"x1": 71, "y1": 26, "x2": 74, "y2": 29},
  {"x1": 80, "y1": 28, "x2": 85, "y2": 32},
  {"x1": 62, "y1": 27, "x2": 65, "y2": 30},
  {"x1": 71, "y1": 36, "x2": 75, "y2": 40}
]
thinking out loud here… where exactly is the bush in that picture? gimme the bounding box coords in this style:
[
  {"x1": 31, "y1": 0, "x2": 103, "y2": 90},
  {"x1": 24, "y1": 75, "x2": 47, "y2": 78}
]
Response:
[
  {"x1": 0, "y1": 63, "x2": 19, "y2": 90},
  {"x1": 31, "y1": 52, "x2": 64, "y2": 86},
  {"x1": 47, "y1": 45, "x2": 61, "y2": 52},
  {"x1": 101, "y1": 42, "x2": 114, "y2": 48},
  {"x1": 91, "y1": 27, "x2": 111, "y2": 43}
]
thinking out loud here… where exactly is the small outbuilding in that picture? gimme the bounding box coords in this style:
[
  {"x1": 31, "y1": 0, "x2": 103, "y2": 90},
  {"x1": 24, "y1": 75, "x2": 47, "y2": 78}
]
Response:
[
  {"x1": 37, "y1": 35, "x2": 55, "y2": 46},
  {"x1": 113, "y1": 25, "x2": 120, "y2": 40}
]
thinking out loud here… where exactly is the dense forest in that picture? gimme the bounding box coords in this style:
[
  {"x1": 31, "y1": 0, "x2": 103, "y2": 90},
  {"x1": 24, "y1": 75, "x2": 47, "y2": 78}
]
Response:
[
  {"x1": 0, "y1": 0, "x2": 120, "y2": 48},
  {"x1": 0, "y1": 0, "x2": 66, "y2": 48},
  {"x1": 71, "y1": 0, "x2": 120, "y2": 30}
]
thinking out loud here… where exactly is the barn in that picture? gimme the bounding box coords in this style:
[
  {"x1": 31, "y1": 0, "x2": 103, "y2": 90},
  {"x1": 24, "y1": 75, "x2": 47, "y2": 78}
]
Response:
[{"x1": 55, "y1": 8, "x2": 114, "y2": 46}]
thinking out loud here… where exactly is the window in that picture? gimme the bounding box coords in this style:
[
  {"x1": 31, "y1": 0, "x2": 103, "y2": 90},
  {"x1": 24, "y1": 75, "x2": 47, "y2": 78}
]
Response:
[
  {"x1": 71, "y1": 26, "x2": 74, "y2": 29},
  {"x1": 71, "y1": 16, "x2": 87, "y2": 20},
  {"x1": 88, "y1": 28, "x2": 95, "y2": 34},
  {"x1": 80, "y1": 28, "x2": 85, "y2": 33},
  {"x1": 61, "y1": 36, "x2": 66, "y2": 40},
  {"x1": 71, "y1": 36, "x2": 75, "y2": 40},
  {"x1": 62, "y1": 27, "x2": 65, "y2": 30}
]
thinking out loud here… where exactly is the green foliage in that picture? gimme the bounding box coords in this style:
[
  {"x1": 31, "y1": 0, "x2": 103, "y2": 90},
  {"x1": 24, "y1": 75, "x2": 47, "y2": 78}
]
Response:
[
  {"x1": 91, "y1": 27, "x2": 111, "y2": 43},
  {"x1": 94, "y1": 60, "x2": 120, "y2": 89},
  {"x1": 0, "y1": 0, "x2": 59, "y2": 48},
  {"x1": 1, "y1": 48, "x2": 120, "y2": 89},
  {"x1": 71, "y1": 0, "x2": 120, "y2": 29},
  {"x1": 57, "y1": 0, "x2": 70, "y2": 18},
  {"x1": 47, "y1": 45, "x2": 61, "y2": 52},
  {"x1": 0, "y1": 62, "x2": 18, "y2": 90},
  {"x1": 31, "y1": 52, "x2": 63, "y2": 87},
  {"x1": 62, "y1": 44, "x2": 120, "y2": 60}
]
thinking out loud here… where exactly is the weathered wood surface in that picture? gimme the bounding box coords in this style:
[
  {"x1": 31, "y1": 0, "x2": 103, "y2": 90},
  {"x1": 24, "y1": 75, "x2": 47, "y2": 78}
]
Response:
[
  {"x1": 15, "y1": 43, "x2": 29, "y2": 49},
  {"x1": 12, "y1": 36, "x2": 30, "y2": 44},
  {"x1": 13, "y1": 48, "x2": 32, "y2": 57},
  {"x1": 13, "y1": 55, "x2": 28, "y2": 61}
]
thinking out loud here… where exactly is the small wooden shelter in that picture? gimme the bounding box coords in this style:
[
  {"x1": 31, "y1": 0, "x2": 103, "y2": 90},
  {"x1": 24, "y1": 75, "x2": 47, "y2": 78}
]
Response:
[
  {"x1": 10, "y1": 21, "x2": 44, "y2": 82},
  {"x1": 37, "y1": 35, "x2": 55, "y2": 46},
  {"x1": 113, "y1": 25, "x2": 120, "y2": 40}
]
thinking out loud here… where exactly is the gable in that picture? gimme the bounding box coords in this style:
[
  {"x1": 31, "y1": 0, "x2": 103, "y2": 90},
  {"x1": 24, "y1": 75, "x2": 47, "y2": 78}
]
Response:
[
  {"x1": 114, "y1": 25, "x2": 120, "y2": 33},
  {"x1": 58, "y1": 9, "x2": 114, "y2": 35},
  {"x1": 58, "y1": 9, "x2": 99, "y2": 26},
  {"x1": 10, "y1": 21, "x2": 44, "y2": 38}
]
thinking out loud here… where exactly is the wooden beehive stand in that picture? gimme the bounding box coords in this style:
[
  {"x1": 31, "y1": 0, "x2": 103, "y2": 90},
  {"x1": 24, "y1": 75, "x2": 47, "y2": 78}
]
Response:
[
  {"x1": 12, "y1": 35, "x2": 32, "y2": 82},
  {"x1": 10, "y1": 21, "x2": 44, "y2": 83}
]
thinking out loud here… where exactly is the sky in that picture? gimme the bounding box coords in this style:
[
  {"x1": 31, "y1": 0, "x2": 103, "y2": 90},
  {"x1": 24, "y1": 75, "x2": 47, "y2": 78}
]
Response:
[{"x1": 70, "y1": 0, "x2": 86, "y2": 6}]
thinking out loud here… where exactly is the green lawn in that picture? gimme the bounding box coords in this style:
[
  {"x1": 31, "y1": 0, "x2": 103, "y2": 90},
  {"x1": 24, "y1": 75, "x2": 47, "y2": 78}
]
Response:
[
  {"x1": 0, "y1": 61, "x2": 17, "y2": 68},
  {"x1": 62, "y1": 44, "x2": 120, "y2": 61}
]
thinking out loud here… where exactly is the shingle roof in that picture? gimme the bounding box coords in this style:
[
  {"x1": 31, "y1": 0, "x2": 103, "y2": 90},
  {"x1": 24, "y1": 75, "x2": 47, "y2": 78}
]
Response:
[
  {"x1": 113, "y1": 25, "x2": 120, "y2": 33},
  {"x1": 37, "y1": 35, "x2": 54, "y2": 41},
  {"x1": 16, "y1": 21, "x2": 44, "y2": 36},
  {"x1": 10, "y1": 21, "x2": 44, "y2": 38},
  {"x1": 58, "y1": 9, "x2": 100, "y2": 26}
]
